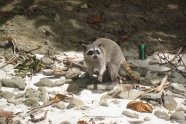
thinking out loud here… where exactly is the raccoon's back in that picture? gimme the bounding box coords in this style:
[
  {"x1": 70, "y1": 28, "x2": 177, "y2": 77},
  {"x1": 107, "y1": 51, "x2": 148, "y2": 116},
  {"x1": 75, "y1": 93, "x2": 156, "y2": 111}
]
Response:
[{"x1": 93, "y1": 38, "x2": 124, "y2": 62}]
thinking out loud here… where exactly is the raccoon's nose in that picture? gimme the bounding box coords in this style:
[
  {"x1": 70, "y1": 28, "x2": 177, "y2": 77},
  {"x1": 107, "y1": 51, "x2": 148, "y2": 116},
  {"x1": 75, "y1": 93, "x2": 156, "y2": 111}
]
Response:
[{"x1": 93, "y1": 55, "x2": 98, "y2": 59}]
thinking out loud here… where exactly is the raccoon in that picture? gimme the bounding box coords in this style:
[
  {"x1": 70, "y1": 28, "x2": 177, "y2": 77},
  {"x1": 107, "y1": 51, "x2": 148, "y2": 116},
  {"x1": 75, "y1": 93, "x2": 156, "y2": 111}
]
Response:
[{"x1": 82, "y1": 38, "x2": 140, "y2": 90}]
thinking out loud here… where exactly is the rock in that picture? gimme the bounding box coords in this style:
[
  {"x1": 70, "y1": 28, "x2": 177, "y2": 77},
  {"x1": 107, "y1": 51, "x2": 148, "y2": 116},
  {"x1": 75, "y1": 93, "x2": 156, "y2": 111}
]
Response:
[
  {"x1": 7, "y1": 98, "x2": 26, "y2": 105},
  {"x1": 38, "y1": 87, "x2": 49, "y2": 103},
  {"x1": 71, "y1": 98, "x2": 84, "y2": 107},
  {"x1": 0, "y1": 117, "x2": 6, "y2": 124},
  {"x1": 175, "y1": 107, "x2": 185, "y2": 111},
  {"x1": 66, "y1": 103, "x2": 76, "y2": 109},
  {"x1": 80, "y1": 106, "x2": 89, "y2": 110},
  {"x1": 0, "y1": 69, "x2": 6, "y2": 80},
  {"x1": 170, "y1": 111, "x2": 185, "y2": 122},
  {"x1": 144, "y1": 117, "x2": 151, "y2": 121},
  {"x1": 24, "y1": 98, "x2": 39, "y2": 107},
  {"x1": 170, "y1": 83, "x2": 186, "y2": 93},
  {"x1": 95, "y1": 116, "x2": 105, "y2": 121},
  {"x1": 154, "y1": 111, "x2": 170, "y2": 121},
  {"x1": 74, "y1": 77, "x2": 89, "y2": 88},
  {"x1": 141, "y1": 92, "x2": 162, "y2": 105},
  {"x1": 112, "y1": 100, "x2": 120, "y2": 104},
  {"x1": 25, "y1": 88, "x2": 34, "y2": 98},
  {"x1": 99, "y1": 100, "x2": 108, "y2": 107},
  {"x1": 34, "y1": 78, "x2": 53, "y2": 87},
  {"x1": 67, "y1": 83, "x2": 80, "y2": 94},
  {"x1": 29, "y1": 90, "x2": 41, "y2": 98},
  {"x1": 121, "y1": 111, "x2": 139, "y2": 119},
  {"x1": 118, "y1": 89, "x2": 144, "y2": 100},
  {"x1": 51, "y1": 80, "x2": 66, "y2": 87},
  {"x1": 128, "y1": 120, "x2": 144, "y2": 124},
  {"x1": 52, "y1": 102, "x2": 66, "y2": 110},
  {"x1": 15, "y1": 93, "x2": 25, "y2": 99},
  {"x1": 149, "y1": 77, "x2": 163, "y2": 85},
  {"x1": 1, "y1": 77, "x2": 26, "y2": 90},
  {"x1": 65, "y1": 79, "x2": 73, "y2": 84},
  {"x1": 41, "y1": 56, "x2": 54, "y2": 65},
  {"x1": 100, "y1": 95, "x2": 112, "y2": 100},
  {"x1": 12, "y1": 77, "x2": 26, "y2": 90},
  {"x1": 60, "y1": 121, "x2": 72, "y2": 124},
  {"x1": 163, "y1": 95, "x2": 177, "y2": 111},
  {"x1": 1, "y1": 91, "x2": 15, "y2": 100},
  {"x1": 65, "y1": 71, "x2": 81, "y2": 79},
  {"x1": 136, "y1": 68, "x2": 147, "y2": 77}
]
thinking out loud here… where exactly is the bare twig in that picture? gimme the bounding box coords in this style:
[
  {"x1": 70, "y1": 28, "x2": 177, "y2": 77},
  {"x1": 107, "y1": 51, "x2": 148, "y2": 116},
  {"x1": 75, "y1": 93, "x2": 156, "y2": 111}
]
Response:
[
  {"x1": 155, "y1": 72, "x2": 170, "y2": 92},
  {"x1": 63, "y1": 60, "x2": 87, "y2": 71},
  {"x1": 159, "y1": 47, "x2": 183, "y2": 65},
  {"x1": 30, "y1": 110, "x2": 48, "y2": 123}
]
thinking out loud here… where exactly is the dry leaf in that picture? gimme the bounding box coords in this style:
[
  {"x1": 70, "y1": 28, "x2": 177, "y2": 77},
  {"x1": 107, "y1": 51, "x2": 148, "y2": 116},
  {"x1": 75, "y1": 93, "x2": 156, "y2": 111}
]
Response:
[
  {"x1": 77, "y1": 120, "x2": 88, "y2": 124},
  {"x1": 49, "y1": 94, "x2": 67, "y2": 102},
  {"x1": 87, "y1": 16, "x2": 104, "y2": 24},
  {"x1": 127, "y1": 101, "x2": 153, "y2": 113},
  {"x1": 0, "y1": 111, "x2": 14, "y2": 118}
]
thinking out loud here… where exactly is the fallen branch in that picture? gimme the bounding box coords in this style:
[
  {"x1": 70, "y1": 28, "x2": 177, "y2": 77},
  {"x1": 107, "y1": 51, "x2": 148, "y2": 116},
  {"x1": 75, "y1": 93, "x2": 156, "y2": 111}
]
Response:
[
  {"x1": 30, "y1": 110, "x2": 48, "y2": 123},
  {"x1": 63, "y1": 60, "x2": 87, "y2": 71},
  {"x1": 155, "y1": 72, "x2": 171, "y2": 92},
  {"x1": 159, "y1": 47, "x2": 183, "y2": 65}
]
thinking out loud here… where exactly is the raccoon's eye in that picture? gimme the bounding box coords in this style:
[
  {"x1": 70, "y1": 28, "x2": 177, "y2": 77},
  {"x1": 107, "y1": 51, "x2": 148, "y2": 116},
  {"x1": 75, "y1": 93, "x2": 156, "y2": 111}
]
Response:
[
  {"x1": 96, "y1": 50, "x2": 100, "y2": 54},
  {"x1": 87, "y1": 50, "x2": 93, "y2": 55}
]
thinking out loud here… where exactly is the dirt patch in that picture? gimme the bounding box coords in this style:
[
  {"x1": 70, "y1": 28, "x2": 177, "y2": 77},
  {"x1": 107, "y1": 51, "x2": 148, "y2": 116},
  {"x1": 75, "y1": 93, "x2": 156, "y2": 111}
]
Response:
[{"x1": 0, "y1": 0, "x2": 186, "y2": 58}]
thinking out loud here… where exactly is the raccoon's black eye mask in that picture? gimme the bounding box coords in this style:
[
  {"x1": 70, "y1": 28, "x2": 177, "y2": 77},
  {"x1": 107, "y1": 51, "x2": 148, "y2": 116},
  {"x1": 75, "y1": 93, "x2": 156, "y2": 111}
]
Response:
[{"x1": 87, "y1": 50, "x2": 93, "y2": 55}]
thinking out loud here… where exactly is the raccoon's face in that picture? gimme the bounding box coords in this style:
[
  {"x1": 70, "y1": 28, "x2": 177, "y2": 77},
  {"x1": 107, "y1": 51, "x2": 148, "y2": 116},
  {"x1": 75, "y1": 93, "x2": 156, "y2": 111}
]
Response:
[{"x1": 82, "y1": 43, "x2": 102, "y2": 60}]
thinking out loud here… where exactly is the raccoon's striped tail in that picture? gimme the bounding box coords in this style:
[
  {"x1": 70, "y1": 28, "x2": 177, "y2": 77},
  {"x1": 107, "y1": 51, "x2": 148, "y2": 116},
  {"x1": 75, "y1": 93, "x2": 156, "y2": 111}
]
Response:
[{"x1": 121, "y1": 62, "x2": 140, "y2": 83}]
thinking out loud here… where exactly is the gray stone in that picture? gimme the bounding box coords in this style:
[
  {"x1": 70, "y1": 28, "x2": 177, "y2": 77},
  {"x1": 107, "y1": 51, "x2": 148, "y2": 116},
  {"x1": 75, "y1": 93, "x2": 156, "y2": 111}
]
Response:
[
  {"x1": 15, "y1": 93, "x2": 25, "y2": 99},
  {"x1": 60, "y1": 121, "x2": 72, "y2": 124},
  {"x1": 7, "y1": 98, "x2": 26, "y2": 105},
  {"x1": 136, "y1": 68, "x2": 147, "y2": 77},
  {"x1": 34, "y1": 78, "x2": 53, "y2": 87},
  {"x1": 38, "y1": 87, "x2": 49, "y2": 103},
  {"x1": 144, "y1": 116, "x2": 151, "y2": 121},
  {"x1": 154, "y1": 111, "x2": 170, "y2": 121},
  {"x1": 121, "y1": 111, "x2": 139, "y2": 119},
  {"x1": 24, "y1": 98, "x2": 39, "y2": 107},
  {"x1": 118, "y1": 89, "x2": 144, "y2": 100},
  {"x1": 170, "y1": 111, "x2": 185, "y2": 121},
  {"x1": 1, "y1": 91, "x2": 15, "y2": 100},
  {"x1": 163, "y1": 95, "x2": 177, "y2": 111},
  {"x1": 170, "y1": 83, "x2": 186, "y2": 93},
  {"x1": 52, "y1": 102, "x2": 66, "y2": 110},
  {"x1": 74, "y1": 77, "x2": 89, "y2": 88},
  {"x1": 149, "y1": 77, "x2": 163, "y2": 85},
  {"x1": 128, "y1": 120, "x2": 144, "y2": 124},
  {"x1": 80, "y1": 106, "x2": 89, "y2": 110},
  {"x1": 65, "y1": 71, "x2": 81, "y2": 79},
  {"x1": 67, "y1": 83, "x2": 80, "y2": 94},
  {"x1": 100, "y1": 94, "x2": 112, "y2": 100},
  {"x1": 65, "y1": 79, "x2": 73, "y2": 84},
  {"x1": 0, "y1": 117, "x2": 6, "y2": 124},
  {"x1": 25, "y1": 88, "x2": 34, "y2": 98},
  {"x1": 41, "y1": 56, "x2": 54, "y2": 65},
  {"x1": 1, "y1": 77, "x2": 26, "y2": 90},
  {"x1": 66, "y1": 103, "x2": 76, "y2": 109},
  {"x1": 175, "y1": 107, "x2": 185, "y2": 112},
  {"x1": 71, "y1": 98, "x2": 84, "y2": 107},
  {"x1": 99, "y1": 100, "x2": 108, "y2": 107},
  {"x1": 51, "y1": 80, "x2": 66, "y2": 87},
  {"x1": 29, "y1": 90, "x2": 41, "y2": 98}
]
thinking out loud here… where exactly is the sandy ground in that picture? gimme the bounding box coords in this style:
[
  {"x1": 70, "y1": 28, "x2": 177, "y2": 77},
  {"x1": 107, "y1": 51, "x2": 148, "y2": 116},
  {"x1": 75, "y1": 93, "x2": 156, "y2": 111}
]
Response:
[{"x1": 0, "y1": 51, "x2": 185, "y2": 124}]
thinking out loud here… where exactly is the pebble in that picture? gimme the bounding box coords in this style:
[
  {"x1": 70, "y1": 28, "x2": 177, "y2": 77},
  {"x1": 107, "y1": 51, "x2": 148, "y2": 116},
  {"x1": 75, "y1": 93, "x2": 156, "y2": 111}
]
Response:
[
  {"x1": 24, "y1": 98, "x2": 39, "y2": 107},
  {"x1": 163, "y1": 95, "x2": 177, "y2": 111},
  {"x1": 1, "y1": 91, "x2": 15, "y2": 100},
  {"x1": 7, "y1": 98, "x2": 26, "y2": 105},
  {"x1": 170, "y1": 83, "x2": 186, "y2": 93},
  {"x1": 121, "y1": 111, "x2": 139, "y2": 119},
  {"x1": 74, "y1": 77, "x2": 89, "y2": 88},
  {"x1": 71, "y1": 98, "x2": 84, "y2": 107},
  {"x1": 15, "y1": 93, "x2": 25, "y2": 99},
  {"x1": 128, "y1": 120, "x2": 144, "y2": 124},
  {"x1": 41, "y1": 56, "x2": 54, "y2": 65},
  {"x1": 170, "y1": 111, "x2": 185, "y2": 122},
  {"x1": 144, "y1": 116, "x2": 151, "y2": 121},
  {"x1": 38, "y1": 87, "x2": 49, "y2": 103},
  {"x1": 67, "y1": 83, "x2": 80, "y2": 94},
  {"x1": 34, "y1": 78, "x2": 53, "y2": 87},
  {"x1": 118, "y1": 89, "x2": 144, "y2": 100},
  {"x1": 1, "y1": 77, "x2": 26, "y2": 90},
  {"x1": 66, "y1": 103, "x2": 76, "y2": 109},
  {"x1": 52, "y1": 102, "x2": 66, "y2": 110},
  {"x1": 154, "y1": 110, "x2": 170, "y2": 121},
  {"x1": 60, "y1": 121, "x2": 72, "y2": 124},
  {"x1": 99, "y1": 100, "x2": 108, "y2": 107},
  {"x1": 175, "y1": 107, "x2": 185, "y2": 111},
  {"x1": 80, "y1": 105, "x2": 89, "y2": 110},
  {"x1": 52, "y1": 80, "x2": 66, "y2": 87}
]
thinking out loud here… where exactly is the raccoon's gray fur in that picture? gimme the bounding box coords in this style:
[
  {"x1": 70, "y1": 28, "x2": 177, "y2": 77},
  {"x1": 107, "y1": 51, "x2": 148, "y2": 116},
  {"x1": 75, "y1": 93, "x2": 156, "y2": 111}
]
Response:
[{"x1": 82, "y1": 38, "x2": 140, "y2": 90}]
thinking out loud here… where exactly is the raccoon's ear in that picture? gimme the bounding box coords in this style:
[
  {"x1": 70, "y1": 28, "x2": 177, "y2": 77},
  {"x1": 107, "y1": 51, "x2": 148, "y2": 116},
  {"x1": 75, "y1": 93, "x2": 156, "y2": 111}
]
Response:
[
  {"x1": 81, "y1": 44, "x2": 87, "y2": 50},
  {"x1": 98, "y1": 42, "x2": 102, "y2": 47}
]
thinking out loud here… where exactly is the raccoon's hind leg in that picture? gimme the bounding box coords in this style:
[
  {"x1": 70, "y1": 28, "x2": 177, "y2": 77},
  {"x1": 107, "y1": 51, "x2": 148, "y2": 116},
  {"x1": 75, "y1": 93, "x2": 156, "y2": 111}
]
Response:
[{"x1": 106, "y1": 63, "x2": 120, "y2": 90}]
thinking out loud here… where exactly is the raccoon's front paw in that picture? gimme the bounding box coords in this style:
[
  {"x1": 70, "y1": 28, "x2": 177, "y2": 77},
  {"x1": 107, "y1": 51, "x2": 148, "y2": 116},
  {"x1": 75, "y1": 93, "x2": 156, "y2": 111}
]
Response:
[{"x1": 98, "y1": 75, "x2": 103, "y2": 82}]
